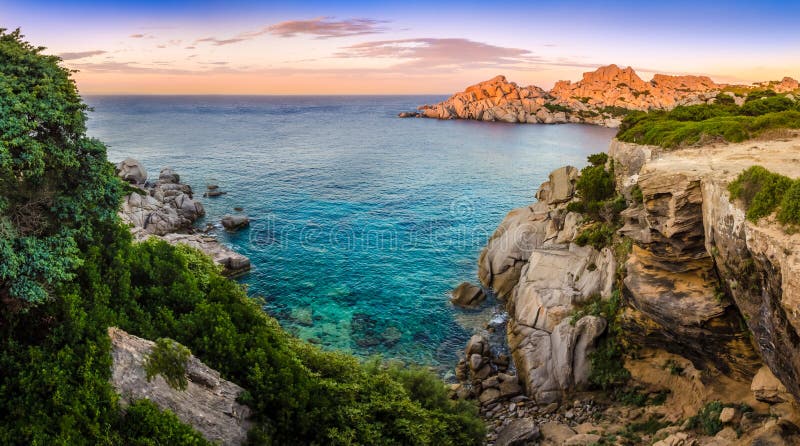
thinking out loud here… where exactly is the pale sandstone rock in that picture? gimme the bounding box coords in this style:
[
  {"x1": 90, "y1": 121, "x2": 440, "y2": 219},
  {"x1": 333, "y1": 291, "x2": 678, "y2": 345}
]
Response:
[
  {"x1": 719, "y1": 407, "x2": 736, "y2": 424},
  {"x1": 564, "y1": 433, "x2": 602, "y2": 445},
  {"x1": 109, "y1": 327, "x2": 252, "y2": 445},
  {"x1": 752, "y1": 366, "x2": 791, "y2": 404},
  {"x1": 539, "y1": 422, "x2": 577, "y2": 445}
]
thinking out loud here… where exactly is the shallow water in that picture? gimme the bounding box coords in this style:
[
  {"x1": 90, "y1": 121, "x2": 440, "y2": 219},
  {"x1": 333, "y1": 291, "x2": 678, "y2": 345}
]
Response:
[{"x1": 85, "y1": 95, "x2": 615, "y2": 369}]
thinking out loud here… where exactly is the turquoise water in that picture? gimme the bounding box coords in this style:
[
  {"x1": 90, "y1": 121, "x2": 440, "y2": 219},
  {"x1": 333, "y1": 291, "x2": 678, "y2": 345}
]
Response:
[{"x1": 85, "y1": 95, "x2": 615, "y2": 369}]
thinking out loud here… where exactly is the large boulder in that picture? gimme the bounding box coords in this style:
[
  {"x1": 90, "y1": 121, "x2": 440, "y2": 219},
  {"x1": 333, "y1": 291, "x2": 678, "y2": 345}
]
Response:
[
  {"x1": 109, "y1": 327, "x2": 252, "y2": 445},
  {"x1": 450, "y1": 282, "x2": 486, "y2": 308},
  {"x1": 222, "y1": 215, "x2": 250, "y2": 231},
  {"x1": 495, "y1": 417, "x2": 540, "y2": 446},
  {"x1": 752, "y1": 366, "x2": 792, "y2": 404},
  {"x1": 536, "y1": 166, "x2": 579, "y2": 205},
  {"x1": 159, "y1": 167, "x2": 180, "y2": 184},
  {"x1": 116, "y1": 157, "x2": 148, "y2": 184}
]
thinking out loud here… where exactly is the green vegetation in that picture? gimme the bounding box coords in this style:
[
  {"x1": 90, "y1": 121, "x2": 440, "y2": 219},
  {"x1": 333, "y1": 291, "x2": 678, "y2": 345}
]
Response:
[
  {"x1": 567, "y1": 152, "x2": 623, "y2": 224},
  {"x1": 145, "y1": 338, "x2": 192, "y2": 391},
  {"x1": 575, "y1": 223, "x2": 616, "y2": 250},
  {"x1": 686, "y1": 401, "x2": 725, "y2": 435},
  {"x1": 544, "y1": 103, "x2": 572, "y2": 113},
  {"x1": 728, "y1": 165, "x2": 800, "y2": 226},
  {"x1": 0, "y1": 29, "x2": 484, "y2": 445},
  {"x1": 586, "y1": 290, "x2": 630, "y2": 390},
  {"x1": 616, "y1": 94, "x2": 800, "y2": 148}
]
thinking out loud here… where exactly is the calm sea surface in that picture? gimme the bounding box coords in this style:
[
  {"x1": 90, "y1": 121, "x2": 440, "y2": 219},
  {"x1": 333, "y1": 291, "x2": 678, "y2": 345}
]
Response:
[{"x1": 85, "y1": 95, "x2": 615, "y2": 370}]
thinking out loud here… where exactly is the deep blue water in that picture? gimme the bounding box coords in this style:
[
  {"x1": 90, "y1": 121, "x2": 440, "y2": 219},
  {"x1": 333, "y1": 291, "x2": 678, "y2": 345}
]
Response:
[{"x1": 85, "y1": 95, "x2": 615, "y2": 370}]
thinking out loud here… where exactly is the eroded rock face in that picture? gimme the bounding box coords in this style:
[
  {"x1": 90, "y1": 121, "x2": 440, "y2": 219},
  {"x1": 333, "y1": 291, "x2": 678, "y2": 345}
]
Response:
[
  {"x1": 611, "y1": 135, "x2": 800, "y2": 402},
  {"x1": 612, "y1": 144, "x2": 760, "y2": 379},
  {"x1": 109, "y1": 327, "x2": 252, "y2": 445},
  {"x1": 508, "y1": 244, "x2": 614, "y2": 402},
  {"x1": 477, "y1": 166, "x2": 611, "y2": 402},
  {"x1": 478, "y1": 167, "x2": 582, "y2": 301}
]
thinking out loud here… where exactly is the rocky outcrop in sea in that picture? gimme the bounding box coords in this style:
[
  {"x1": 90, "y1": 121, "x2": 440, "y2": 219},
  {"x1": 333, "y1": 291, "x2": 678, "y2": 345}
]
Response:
[
  {"x1": 408, "y1": 64, "x2": 799, "y2": 128},
  {"x1": 116, "y1": 158, "x2": 251, "y2": 276}
]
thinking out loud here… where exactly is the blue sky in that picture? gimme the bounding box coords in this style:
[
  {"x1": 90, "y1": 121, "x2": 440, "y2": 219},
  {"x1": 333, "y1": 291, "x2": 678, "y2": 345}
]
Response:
[{"x1": 2, "y1": 0, "x2": 798, "y2": 93}]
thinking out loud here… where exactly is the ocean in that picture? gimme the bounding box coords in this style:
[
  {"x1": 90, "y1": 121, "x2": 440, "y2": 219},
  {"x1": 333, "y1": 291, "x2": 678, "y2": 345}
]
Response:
[{"x1": 85, "y1": 95, "x2": 615, "y2": 371}]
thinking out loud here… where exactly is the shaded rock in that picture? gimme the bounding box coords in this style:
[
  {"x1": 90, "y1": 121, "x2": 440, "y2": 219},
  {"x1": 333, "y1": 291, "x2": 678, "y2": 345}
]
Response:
[
  {"x1": 450, "y1": 282, "x2": 486, "y2": 308},
  {"x1": 117, "y1": 157, "x2": 148, "y2": 184},
  {"x1": 747, "y1": 420, "x2": 800, "y2": 445},
  {"x1": 479, "y1": 388, "x2": 501, "y2": 405},
  {"x1": 158, "y1": 167, "x2": 180, "y2": 184},
  {"x1": 539, "y1": 422, "x2": 577, "y2": 445},
  {"x1": 109, "y1": 327, "x2": 252, "y2": 446},
  {"x1": 752, "y1": 366, "x2": 792, "y2": 405},
  {"x1": 221, "y1": 215, "x2": 250, "y2": 231},
  {"x1": 495, "y1": 417, "x2": 540, "y2": 446}
]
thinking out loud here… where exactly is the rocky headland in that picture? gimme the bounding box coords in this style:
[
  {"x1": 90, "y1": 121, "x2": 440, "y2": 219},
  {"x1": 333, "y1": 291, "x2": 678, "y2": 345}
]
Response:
[
  {"x1": 453, "y1": 133, "x2": 800, "y2": 445},
  {"x1": 406, "y1": 65, "x2": 799, "y2": 127},
  {"x1": 116, "y1": 158, "x2": 251, "y2": 276}
]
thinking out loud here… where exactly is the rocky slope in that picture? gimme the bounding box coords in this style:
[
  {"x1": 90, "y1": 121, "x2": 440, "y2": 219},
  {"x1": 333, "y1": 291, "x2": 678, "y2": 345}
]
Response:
[
  {"x1": 409, "y1": 64, "x2": 798, "y2": 127},
  {"x1": 109, "y1": 327, "x2": 252, "y2": 445},
  {"x1": 116, "y1": 158, "x2": 251, "y2": 276},
  {"x1": 464, "y1": 134, "x2": 800, "y2": 444}
]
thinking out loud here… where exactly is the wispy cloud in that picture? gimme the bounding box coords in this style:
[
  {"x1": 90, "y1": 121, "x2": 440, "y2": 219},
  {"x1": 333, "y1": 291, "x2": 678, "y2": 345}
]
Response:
[
  {"x1": 268, "y1": 17, "x2": 389, "y2": 39},
  {"x1": 195, "y1": 17, "x2": 389, "y2": 46},
  {"x1": 58, "y1": 50, "x2": 107, "y2": 60},
  {"x1": 335, "y1": 38, "x2": 538, "y2": 69}
]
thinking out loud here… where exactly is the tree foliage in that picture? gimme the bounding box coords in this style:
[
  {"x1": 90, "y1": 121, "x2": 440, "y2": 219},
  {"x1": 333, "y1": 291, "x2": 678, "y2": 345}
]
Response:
[
  {"x1": 145, "y1": 338, "x2": 191, "y2": 391},
  {"x1": 0, "y1": 28, "x2": 122, "y2": 303}
]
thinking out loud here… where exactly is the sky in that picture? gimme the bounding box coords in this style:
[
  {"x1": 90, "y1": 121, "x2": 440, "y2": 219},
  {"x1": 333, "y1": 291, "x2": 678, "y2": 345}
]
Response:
[{"x1": 2, "y1": 0, "x2": 800, "y2": 94}]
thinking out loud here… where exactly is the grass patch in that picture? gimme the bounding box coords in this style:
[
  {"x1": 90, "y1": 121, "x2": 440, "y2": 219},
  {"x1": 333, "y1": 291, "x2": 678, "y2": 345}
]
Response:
[{"x1": 544, "y1": 103, "x2": 572, "y2": 113}]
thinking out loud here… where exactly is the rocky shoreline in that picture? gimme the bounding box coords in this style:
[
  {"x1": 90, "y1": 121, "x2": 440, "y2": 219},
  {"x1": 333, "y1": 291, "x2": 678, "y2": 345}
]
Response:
[
  {"x1": 451, "y1": 135, "x2": 800, "y2": 445},
  {"x1": 403, "y1": 65, "x2": 799, "y2": 128},
  {"x1": 116, "y1": 158, "x2": 251, "y2": 276}
]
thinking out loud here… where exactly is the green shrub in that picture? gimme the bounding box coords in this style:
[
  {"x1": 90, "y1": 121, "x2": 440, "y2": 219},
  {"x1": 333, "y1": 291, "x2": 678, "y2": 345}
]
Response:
[
  {"x1": 728, "y1": 166, "x2": 793, "y2": 221},
  {"x1": 778, "y1": 180, "x2": 800, "y2": 225},
  {"x1": 145, "y1": 338, "x2": 191, "y2": 391},
  {"x1": 686, "y1": 401, "x2": 724, "y2": 435},
  {"x1": 587, "y1": 152, "x2": 609, "y2": 167},
  {"x1": 616, "y1": 97, "x2": 800, "y2": 148},
  {"x1": 630, "y1": 185, "x2": 644, "y2": 204},
  {"x1": 575, "y1": 223, "x2": 616, "y2": 250},
  {"x1": 587, "y1": 290, "x2": 630, "y2": 390},
  {"x1": 117, "y1": 400, "x2": 211, "y2": 446},
  {"x1": 544, "y1": 103, "x2": 572, "y2": 113}
]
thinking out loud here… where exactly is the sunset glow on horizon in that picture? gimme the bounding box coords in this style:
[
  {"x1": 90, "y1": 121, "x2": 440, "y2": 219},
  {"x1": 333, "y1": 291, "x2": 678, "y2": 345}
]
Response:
[{"x1": 4, "y1": 0, "x2": 800, "y2": 95}]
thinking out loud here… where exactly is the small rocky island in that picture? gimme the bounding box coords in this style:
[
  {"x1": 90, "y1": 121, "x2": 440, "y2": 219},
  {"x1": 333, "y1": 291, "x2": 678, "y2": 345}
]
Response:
[{"x1": 403, "y1": 64, "x2": 799, "y2": 127}]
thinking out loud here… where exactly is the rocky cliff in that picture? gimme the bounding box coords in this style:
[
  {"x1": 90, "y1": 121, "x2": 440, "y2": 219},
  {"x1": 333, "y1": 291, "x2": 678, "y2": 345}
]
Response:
[
  {"x1": 467, "y1": 134, "x2": 800, "y2": 444},
  {"x1": 410, "y1": 65, "x2": 799, "y2": 127},
  {"x1": 109, "y1": 327, "x2": 253, "y2": 445},
  {"x1": 609, "y1": 137, "x2": 800, "y2": 401}
]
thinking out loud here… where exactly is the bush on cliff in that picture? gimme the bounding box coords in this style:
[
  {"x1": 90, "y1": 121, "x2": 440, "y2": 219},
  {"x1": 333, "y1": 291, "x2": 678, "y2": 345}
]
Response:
[
  {"x1": 0, "y1": 29, "x2": 484, "y2": 446},
  {"x1": 616, "y1": 96, "x2": 800, "y2": 148},
  {"x1": 728, "y1": 165, "x2": 796, "y2": 224}
]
